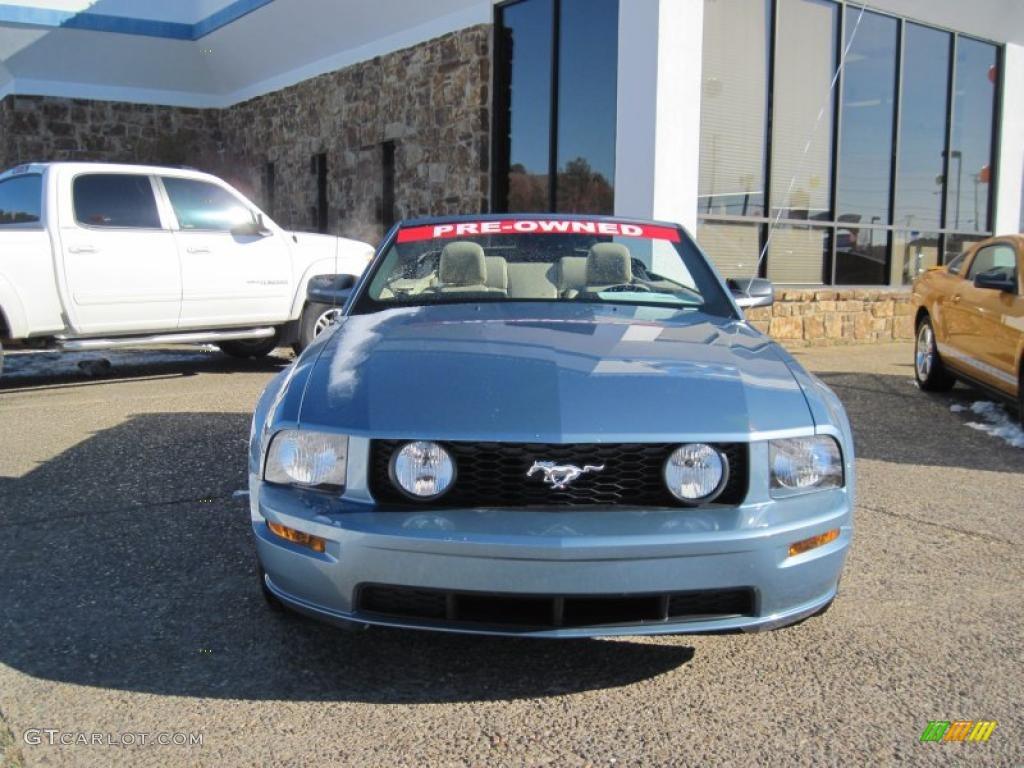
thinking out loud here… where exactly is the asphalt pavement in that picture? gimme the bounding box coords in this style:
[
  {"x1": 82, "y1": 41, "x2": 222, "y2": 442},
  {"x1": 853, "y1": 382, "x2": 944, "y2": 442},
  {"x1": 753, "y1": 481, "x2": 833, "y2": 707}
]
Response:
[{"x1": 0, "y1": 342, "x2": 1021, "y2": 767}]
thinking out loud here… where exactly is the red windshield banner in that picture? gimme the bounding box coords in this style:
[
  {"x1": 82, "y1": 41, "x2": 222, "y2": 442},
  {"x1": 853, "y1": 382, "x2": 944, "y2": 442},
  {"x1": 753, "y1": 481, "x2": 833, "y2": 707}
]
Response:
[{"x1": 396, "y1": 220, "x2": 680, "y2": 243}]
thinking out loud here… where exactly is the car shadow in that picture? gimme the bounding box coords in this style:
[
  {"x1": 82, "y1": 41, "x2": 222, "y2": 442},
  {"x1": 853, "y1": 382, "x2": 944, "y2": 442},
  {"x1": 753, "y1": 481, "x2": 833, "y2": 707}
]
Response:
[
  {"x1": 0, "y1": 348, "x2": 293, "y2": 392},
  {"x1": 0, "y1": 412, "x2": 694, "y2": 704},
  {"x1": 816, "y1": 370, "x2": 1023, "y2": 471}
]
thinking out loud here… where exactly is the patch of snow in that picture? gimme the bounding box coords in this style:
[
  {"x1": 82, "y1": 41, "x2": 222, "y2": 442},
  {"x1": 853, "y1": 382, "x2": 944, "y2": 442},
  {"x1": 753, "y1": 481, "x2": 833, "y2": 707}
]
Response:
[
  {"x1": 232, "y1": 490, "x2": 250, "y2": 498},
  {"x1": 2, "y1": 348, "x2": 218, "y2": 380},
  {"x1": 961, "y1": 400, "x2": 1024, "y2": 449},
  {"x1": 949, "y1": 404, "x2": 967, "y2": 413}
]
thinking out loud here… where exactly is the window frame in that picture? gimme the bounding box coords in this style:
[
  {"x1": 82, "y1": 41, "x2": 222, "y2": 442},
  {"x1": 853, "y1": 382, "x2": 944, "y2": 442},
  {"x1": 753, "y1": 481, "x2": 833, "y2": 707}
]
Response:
[
  {"x1": 964, "y1": 241, "x2": 1019, "y2": 283},
  {"x1": 0, "y1": 173, "x2": 45, "y2": 230},
  {"x1": 71, "y1": 172, "x2": 166, "y2": 232}
]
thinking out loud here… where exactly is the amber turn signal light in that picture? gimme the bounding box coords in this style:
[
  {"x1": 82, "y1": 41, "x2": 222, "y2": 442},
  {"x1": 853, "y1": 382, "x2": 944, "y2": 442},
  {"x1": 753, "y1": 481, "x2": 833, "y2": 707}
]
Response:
[
  {"x1": 788, "y1": 528, "x2": 840, "y2": 557},
  {"x1": 268, "y1": 522, "x2": 326, "y2": 553}
]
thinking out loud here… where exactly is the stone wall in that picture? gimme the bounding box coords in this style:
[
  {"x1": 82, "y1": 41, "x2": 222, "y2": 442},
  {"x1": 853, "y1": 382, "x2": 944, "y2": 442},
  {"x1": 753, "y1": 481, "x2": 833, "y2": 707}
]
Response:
[
  {"x1": 0, "y1": 25, "x2": 491, "y2": 246},
  {"x1": 0, "y1": 94, "x2": 225, "y2": 175},
  {"x1": 746, "y1": 289, "x2": 915, "y2": 345},
  {"x1": 219, "y1": 24, "x2": 491, "y2": 244}
]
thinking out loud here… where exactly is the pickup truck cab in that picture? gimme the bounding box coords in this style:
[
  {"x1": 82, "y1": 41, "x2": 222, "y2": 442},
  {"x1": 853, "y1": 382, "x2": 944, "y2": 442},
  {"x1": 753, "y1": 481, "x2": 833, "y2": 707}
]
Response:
[{"x1": 0, "y1": 162, "x2": 373, "y2": 373}]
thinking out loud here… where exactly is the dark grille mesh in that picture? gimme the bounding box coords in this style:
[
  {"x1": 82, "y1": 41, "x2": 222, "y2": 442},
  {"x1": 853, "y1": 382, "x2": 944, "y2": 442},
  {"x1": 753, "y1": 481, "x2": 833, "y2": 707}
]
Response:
[
  {"x1": 357, "y1": 584, "x2": 756, "y2": 629},
  {"x1": 369, "y1": 441, "x2": 748, "y2": 508}
]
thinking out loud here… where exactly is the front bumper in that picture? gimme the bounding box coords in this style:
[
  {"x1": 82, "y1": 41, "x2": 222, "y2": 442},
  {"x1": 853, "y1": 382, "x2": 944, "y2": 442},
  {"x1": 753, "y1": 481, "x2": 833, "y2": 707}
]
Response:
[{"x1": 252, "y1": 479, "x2": 851, "y2": 638}]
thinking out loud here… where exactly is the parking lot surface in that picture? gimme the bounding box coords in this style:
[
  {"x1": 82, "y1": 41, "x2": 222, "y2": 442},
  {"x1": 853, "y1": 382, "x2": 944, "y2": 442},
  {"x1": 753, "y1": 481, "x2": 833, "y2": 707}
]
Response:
[{"x1": 0, "y1": 342, "x2": 1021, "y2": 767}]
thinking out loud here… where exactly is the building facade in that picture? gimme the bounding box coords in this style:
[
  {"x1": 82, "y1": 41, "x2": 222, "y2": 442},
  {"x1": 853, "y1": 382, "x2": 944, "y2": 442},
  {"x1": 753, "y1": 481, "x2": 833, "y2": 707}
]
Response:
[{"x1": 1, "y1": 0, "x2": 1022, "y2": 339}]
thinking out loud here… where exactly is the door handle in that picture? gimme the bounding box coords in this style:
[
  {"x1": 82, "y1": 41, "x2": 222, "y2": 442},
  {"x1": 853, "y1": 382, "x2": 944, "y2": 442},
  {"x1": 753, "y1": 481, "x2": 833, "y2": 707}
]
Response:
[
  {"x1": 186, "y1": 246, "x2": 211, "y2": 254},
  {"x1": 68, "y1": 245, "x2": 97, "y2": 254}
]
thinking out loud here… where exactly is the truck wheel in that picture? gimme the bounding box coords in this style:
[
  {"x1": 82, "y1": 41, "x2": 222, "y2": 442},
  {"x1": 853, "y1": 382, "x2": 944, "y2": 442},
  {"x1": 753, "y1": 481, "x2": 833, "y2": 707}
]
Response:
[
  {"x1": 914, "y1": 316, "x2": 956, "y2": 392},
  {"x1": 219, "y1": 331, "x2": 281, "y2": 359},
  {"x1": 297, "y1": 302, "x2": 344, "y2": 351},
  {"x1": 0, "y1": 339, "x2": 4, "y2": 379},
  {"x1": 1018, "y1": 366, "x2": 1023, "y2": 427}
]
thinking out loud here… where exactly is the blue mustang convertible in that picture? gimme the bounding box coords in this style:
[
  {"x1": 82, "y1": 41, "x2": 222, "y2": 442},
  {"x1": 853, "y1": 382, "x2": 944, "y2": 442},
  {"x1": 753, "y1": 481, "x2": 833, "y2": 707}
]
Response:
[{"x1": 248, "y1": 215, "x2": 854, "y2": 637}]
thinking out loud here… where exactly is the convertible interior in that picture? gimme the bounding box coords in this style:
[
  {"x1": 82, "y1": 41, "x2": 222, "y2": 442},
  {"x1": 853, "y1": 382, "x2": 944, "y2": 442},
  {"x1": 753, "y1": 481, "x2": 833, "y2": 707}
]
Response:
[{"x1": 380, "y1": 240, "x2": 699, "y2": 302}]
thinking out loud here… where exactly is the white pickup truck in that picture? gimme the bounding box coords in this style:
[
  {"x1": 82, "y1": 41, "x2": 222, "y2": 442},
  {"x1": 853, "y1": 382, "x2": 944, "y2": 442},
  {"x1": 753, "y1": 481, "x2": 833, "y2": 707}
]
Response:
[{"x1": 0, "y1": 162, "x2": 373, "y2": 374}]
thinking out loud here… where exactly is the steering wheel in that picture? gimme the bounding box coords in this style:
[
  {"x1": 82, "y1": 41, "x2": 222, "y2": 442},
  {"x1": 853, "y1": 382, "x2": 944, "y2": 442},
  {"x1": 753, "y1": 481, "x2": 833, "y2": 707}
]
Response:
[{"x1": 600, "y1": 283, "x2": 652, "y2": 293}]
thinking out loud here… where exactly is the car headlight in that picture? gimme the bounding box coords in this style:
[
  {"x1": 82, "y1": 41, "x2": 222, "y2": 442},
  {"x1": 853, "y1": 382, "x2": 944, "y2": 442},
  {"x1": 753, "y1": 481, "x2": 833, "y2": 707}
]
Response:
[
  {"x1": 770, "y1": 436, "x2": 843, "y2": 496},
  {"x1": 663, "y1": 443, "x2": 728, "y2": 503},
  {"x1": 390, "y1": 441, "x2": 455, "y2": 500},
  {"x1": 264, "y1": 430, "x2": 348, "y2": 491}
]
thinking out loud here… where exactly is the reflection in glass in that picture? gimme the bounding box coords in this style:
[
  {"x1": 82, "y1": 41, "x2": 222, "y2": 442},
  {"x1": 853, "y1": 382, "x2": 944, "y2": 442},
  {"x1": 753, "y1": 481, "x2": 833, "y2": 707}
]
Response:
[
  {"x1": 771, "y1": 0, "x2": 837, "y2": 221},
  {"x1": 839, "y1": 230, "x2": 888, "y2": 286},
  {"x1": 892, "y1": 231, "x2": 940, "y2": 285},
  {"x1": 698, "y1": 0, "x2": 770, "y2": 217},
  {"x1": 834, "y1": 227, "x2": 888, "y2": 285},
  {"x1": 498, "y1": 0, "x2": 554, "y2": 212},
  {"x1": 943, "y1": 233, "x2": 988, "y2": 265},
  {"x1": 766, "y1": 225, "x2": 829, "y2": 284},
  {"x1": 947, "y1": 37, "x2": 997, "y2": 232},
  {"x1": 696, "y1": 220, "x2": 762, "y2": 279},
  {"x1": 836, "y1": 11, "x2": 897, "y2": 225},
  {"x1": 556, "y1": 0, "x2": 618, "y2": 214},
  {"x1": 895, "y1": 24, "x2": 950, "y2": 230}
]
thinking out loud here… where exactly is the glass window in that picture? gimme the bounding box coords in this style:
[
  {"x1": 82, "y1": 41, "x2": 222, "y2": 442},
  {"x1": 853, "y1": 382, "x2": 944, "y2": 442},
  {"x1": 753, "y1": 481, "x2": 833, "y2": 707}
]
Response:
[
  {"x1": 770, "y1": 0, "x2": 838, "y2": 221},
  {"x1": 947, "y1": 37, "x2": 997, "y2": 232},
  {"x1": 163, "y1": 178, "x2": 253, "y2": 231},
  {"x1": 497, "y1": 0, "x2": 554, "y2": 212},
  {"x1": 892, "y1": 230, "x2": 940, "y2": 285},
  {"x1": 357, "y1": 221, "x2": 736, "y2": 317},
  {"x1": 73, "y1": 174, "x2": 161, "y2": 229},
  {"x1": 696, "y1": 220, "x2": 762, "y2": 279},
  {"x1": 966, "y1": 243, "x2": 1017, "y2": 279},
  {"x1": 834, "y1": 227, "x2": 888, "y2": 285},
  {"x1": 698, "y1": 0, "x2": 770, "y2": 217},
  {"x1": 943, "y1": 232, "x2": 987, "y2": 265},
  {"x1": 0, "y1": 174, "x2": 42, "y2": 225},
  {"x1": 946, "y1": 250, "x2": 968, "y2": 276},
  {"x1": 836, "y1": 10, "x2": 897, "y2": 226},
  {"x1": 555, "y1": 0, "x2": 618, "y2": 214},
  {"x1": 766, "y1": 224, "x2": 830, "y2": 284},
  {"x1": 895, "y1": 24, "x2": 950, "y2": 230}
]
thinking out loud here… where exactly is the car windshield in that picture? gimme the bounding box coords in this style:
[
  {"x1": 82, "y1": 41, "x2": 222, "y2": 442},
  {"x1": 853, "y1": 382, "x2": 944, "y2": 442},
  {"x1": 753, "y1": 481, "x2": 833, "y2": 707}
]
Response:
[{"x1": 358, "y1": 218, "x2": 735, "y2": 317}]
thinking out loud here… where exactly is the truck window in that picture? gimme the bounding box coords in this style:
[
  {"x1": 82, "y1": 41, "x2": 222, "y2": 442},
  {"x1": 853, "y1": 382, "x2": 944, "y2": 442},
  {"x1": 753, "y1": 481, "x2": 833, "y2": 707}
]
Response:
[
  {"x1": 73, "y1": 174, "x2": 161, "y2": 229},
  {"x1": 162, "y1": 177, "x2": 253, "y2": 232},
  {"x1": 0, "y1": 174, "x2": 42, "y2": 225}
]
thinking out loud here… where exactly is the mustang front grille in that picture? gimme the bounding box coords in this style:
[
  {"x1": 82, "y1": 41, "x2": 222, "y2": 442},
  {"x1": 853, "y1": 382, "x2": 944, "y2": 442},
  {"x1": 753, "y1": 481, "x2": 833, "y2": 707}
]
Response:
[
  {"x1": 369, "y1": 441, "x2": 748, "y2": 508},
  {"x1": 357, "y1": 584, "x2": 756, "y2": 629}
]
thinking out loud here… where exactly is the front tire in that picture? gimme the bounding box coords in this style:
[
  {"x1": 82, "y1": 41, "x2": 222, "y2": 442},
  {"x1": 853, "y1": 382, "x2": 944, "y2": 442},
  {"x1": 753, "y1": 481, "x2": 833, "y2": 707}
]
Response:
[
  {"x1": 219, "y1": 331, "x2": 281, "y2": 359},
  {"x1": 1018, "y1": 367, "x2": 1023, "y2": 427},
  {"x1": 914, "y1": 316, "x2": 956, "y2": 392},
  {"x1": 296, "y1": 301, "x2": 344, "y2": 352}
]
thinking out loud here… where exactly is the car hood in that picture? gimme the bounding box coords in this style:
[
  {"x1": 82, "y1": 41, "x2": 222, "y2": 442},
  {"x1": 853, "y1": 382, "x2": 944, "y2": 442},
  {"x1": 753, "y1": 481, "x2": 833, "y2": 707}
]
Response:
[{"x1": 297, "y1": 303, "x2": 813, "y2": 442}]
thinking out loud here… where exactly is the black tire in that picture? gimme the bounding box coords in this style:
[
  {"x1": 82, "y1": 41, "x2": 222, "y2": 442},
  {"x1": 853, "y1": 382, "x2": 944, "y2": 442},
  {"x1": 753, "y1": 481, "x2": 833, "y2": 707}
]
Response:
[
  {"x1": 914, "y1": 315, "x2": 956, "y2": 392},
  {"x1": 1018, "y1": 366, "x2": 1023, "y2": 427},
  {"x1": 0, "y1": 339, "x2": 4, "y2": 380},
  {"x1": 296, "y1": 301, "x2": 345, "y2": 352},
  {"x1": 219, "y1": 331, "x2": 281, "y2": 359}
]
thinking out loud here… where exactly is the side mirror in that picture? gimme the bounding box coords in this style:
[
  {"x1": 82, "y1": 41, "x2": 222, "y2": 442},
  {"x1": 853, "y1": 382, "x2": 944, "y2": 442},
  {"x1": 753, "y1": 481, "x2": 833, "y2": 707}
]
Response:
[
  {"x1": 973, "y1": 270, "x2": 1017, "y2": 293},
  {"x1": 230, "y1": 213, "x2": 270, "y2": 238},
  {"x1": 728, "y1": 277, "x2": 775, "y2": 308},
  {"x1": 307, "y1": 273, "x2": 357, "y2": 305}
]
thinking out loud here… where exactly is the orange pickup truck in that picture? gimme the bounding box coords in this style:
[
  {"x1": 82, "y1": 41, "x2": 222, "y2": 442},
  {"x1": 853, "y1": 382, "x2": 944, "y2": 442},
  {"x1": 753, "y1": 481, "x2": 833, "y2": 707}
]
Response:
[{"x1": 911, "y1": 234, "x2": 1023, "y2": 423}]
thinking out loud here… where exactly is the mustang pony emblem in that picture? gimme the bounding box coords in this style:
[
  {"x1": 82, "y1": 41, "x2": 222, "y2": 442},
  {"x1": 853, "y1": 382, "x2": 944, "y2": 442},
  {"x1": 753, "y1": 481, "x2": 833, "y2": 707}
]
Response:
[{"x1": 527, "y1": 461, "x2": 605, "y2": 490}]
